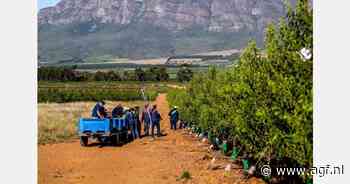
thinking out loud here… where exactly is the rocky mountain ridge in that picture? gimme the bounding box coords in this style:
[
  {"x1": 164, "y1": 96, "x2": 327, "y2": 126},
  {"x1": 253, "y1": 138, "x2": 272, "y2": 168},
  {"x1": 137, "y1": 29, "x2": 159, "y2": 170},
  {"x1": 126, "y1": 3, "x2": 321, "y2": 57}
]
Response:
[{"x1": 39, "y1": 0, "x2": 294, "y2": 33}]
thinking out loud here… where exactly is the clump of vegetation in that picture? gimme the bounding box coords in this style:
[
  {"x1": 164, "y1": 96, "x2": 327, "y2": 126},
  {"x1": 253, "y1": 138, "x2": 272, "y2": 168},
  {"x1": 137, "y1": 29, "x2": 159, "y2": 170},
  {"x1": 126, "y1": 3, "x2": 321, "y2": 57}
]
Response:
[
  {"x1": 134, "y1": 67, "x2": 169, "y2": 81},
  {"x1": 178, "y1": 170, "x2": 191, "y2": 180},
  {"x1": 168, "y1": 0, "x2": 312, "y2": 183},
  {"x1": 177, "y1": 66, "x2": 194, "y2": 82}
]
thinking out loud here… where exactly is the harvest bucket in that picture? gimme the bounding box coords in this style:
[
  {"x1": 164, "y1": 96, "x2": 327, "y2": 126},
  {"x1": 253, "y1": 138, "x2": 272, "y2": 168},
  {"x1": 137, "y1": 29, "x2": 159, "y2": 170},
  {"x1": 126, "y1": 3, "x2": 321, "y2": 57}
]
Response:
[
  {"x1": 242, "y1": 159, "x2": 250, "y2": 173},
  {"x1": 220, "y1": 141, "x2": 228, "y2": 154},
  {"x1": 230, "y1": 147, "x2": 240, "y2": 161},
  {"x1": 208, "y1": 132, "x2": 213, "y2": 143}
]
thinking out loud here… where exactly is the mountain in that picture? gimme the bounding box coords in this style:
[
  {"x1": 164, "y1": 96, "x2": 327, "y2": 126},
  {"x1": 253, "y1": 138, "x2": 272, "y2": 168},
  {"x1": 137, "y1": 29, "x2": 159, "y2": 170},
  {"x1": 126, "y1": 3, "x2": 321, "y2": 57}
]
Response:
[{"x1": 38, "y1": 0, "x2": 296, "y2": 63}]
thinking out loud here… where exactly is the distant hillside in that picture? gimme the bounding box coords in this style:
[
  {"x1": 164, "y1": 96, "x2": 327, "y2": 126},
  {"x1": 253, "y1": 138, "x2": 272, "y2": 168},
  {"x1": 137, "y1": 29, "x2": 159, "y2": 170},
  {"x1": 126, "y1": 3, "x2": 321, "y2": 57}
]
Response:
[{"x1": 38, "y1": 0, "x2": 296, "y2": 63}]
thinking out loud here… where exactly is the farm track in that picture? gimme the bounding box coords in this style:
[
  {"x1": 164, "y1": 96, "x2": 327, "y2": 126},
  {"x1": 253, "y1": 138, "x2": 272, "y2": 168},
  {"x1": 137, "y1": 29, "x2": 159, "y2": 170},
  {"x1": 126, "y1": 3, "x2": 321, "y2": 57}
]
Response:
[{"x1": 38, "y1": 94, "x2": 264, "y2": 184}]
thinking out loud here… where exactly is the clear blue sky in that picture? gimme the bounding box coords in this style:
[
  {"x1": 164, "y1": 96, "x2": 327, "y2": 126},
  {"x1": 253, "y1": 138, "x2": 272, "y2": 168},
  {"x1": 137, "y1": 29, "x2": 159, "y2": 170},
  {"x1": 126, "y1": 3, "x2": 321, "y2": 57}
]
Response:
[{"x1": 38, "y1": 0, "x2": 60, "y2": 9}]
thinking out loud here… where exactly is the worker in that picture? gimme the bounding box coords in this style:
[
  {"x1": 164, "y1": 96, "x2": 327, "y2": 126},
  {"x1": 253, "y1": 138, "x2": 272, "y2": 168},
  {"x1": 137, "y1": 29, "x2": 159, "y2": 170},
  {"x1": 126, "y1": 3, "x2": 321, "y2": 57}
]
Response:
[
  {"x1": 134, "y1": 106, "x2": 142, "y2": 137},
  {"x1": 126, "y1": 107, "x2": 139, "y2": 140},
  {"x1": 151, "y1": 105, "x2": 162, "y2": 137},
  {"x1": 91, "y1": 101, "x2": 107, "y2": 119},
  {"x1": 168, "y1": 106, "x2": 179, "y2": 130},
  {"x1": 141, "y1": 104, "x2": 152, "y2": 136},
  {"x1": 112, "y1": 104, "x2": 124, "y2": 118}
]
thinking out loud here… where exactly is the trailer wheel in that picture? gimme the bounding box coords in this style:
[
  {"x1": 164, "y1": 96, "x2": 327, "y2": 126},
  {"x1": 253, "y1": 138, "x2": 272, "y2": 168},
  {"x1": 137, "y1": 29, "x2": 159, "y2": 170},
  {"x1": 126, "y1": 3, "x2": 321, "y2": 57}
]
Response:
[
  {"x1": 122, "y1": 131, "x2": 129, "y2": 143},
  {"x1": 97, "y1": 137, "x2": 104, "y2": 143},
  {"x1": 80, "y1": 136, "x2": 88, "y2": 147},
  {"x1": 111, "y1": 135, "x2": 119, "y2": 146}
]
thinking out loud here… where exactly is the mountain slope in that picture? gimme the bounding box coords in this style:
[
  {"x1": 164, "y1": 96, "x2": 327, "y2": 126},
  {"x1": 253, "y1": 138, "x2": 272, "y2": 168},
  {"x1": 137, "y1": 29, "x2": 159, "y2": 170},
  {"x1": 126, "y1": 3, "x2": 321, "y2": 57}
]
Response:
[{"x1": 38, "y1": 0, "x2": 295, "y2": 63}]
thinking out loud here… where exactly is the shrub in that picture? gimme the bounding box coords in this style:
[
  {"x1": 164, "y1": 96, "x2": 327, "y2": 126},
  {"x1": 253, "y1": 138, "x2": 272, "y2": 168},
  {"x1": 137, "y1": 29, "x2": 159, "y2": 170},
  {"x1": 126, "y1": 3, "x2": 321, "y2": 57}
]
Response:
[
  {"x1": 177, "y1": 67, "x2": 193, "y2": 82},
  {"x1": 179, "y1": 171, "x2": 191, "y2": 180}
]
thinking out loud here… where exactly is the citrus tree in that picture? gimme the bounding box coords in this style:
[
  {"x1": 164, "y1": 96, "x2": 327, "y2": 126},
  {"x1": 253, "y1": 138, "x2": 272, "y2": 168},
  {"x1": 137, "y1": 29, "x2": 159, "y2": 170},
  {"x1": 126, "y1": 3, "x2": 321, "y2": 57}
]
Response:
[{"x1": 168, "y1": 0, "x2": 312, "y2": 182}]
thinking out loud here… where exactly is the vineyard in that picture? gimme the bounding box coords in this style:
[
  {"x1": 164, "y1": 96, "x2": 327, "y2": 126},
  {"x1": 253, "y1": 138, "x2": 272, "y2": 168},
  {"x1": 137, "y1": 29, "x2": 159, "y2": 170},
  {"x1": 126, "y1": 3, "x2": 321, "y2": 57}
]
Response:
[
  {"x1": 168, "y1": 1, "x2": 312, "y2": 183},
  {"x1": 38, "y1": 81, "x2": 171, "y2": 103}
]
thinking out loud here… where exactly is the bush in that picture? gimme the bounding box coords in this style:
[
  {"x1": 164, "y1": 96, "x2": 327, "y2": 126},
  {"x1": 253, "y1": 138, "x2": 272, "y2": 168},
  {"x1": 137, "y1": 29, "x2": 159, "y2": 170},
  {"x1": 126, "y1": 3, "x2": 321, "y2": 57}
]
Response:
[
  {"x1": 177, "y1": 67, "x2": 193, "y2": 82},
  {"x1": 168, "y1": 1, "x2": 312, "y2": 182},
  {"x1": 179, "y1": 171, "x2": 191, "y2": 180}
]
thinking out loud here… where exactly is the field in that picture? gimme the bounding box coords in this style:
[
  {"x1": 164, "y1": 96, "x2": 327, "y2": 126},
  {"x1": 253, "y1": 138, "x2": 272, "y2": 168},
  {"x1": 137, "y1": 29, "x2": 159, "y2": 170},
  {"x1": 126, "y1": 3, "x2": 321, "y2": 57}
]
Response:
[
  {"x1": 63, "y1": 49, "x2": 240, "y2": 65},
  {"x1": 82, "y1": 57, "x2": 168, "y2": 65},
  {"x1": 38, "y1": 81, "x2": 179, "y2": 103}
]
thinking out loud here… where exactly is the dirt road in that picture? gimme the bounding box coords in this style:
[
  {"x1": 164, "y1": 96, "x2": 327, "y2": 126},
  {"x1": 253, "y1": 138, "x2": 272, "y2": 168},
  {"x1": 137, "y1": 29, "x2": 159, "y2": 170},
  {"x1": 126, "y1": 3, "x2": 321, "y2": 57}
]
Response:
[{"x1": 39, "y1": 94, "x2": 264, "y2": 184}]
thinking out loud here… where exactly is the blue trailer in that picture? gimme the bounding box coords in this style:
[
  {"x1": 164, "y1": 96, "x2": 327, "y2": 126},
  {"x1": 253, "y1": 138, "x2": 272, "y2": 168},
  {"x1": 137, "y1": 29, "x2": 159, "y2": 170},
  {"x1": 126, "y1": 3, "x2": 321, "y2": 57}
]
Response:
[
  {"x1": 78, "y1": 117, "x2": 128, "y2": 146},
  {"x1": 110, "y1": 116, "x2": 129, "y2": 145}
]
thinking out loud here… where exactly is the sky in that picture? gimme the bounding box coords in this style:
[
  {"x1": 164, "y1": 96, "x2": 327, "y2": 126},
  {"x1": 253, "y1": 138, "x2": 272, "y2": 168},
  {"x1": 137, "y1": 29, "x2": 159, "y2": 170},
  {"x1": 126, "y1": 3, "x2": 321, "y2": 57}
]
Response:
[{"x1": 38, "y1": 0, "x2": 60, "y2": 9}]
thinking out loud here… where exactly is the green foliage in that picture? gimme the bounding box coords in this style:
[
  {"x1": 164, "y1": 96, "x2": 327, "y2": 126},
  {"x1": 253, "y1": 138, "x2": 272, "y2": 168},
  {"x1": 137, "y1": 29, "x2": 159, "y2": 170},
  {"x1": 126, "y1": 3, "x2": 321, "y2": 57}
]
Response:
[
  {"x1": 38, "y1": 66, "x2": 79, "y2": 81},
  {"x1": 38, "y1": 82, "x2": 163, "y2": 103},
  {"x1": 176, "y1": 67, "x2": 194, "y2": 82},
  {"x1": 168, "y1": 0, "x2": 312, "y2": 182},
  {"x1": 38, "y1": 88, "x2": 157, "y2": 103},
  {"x1": 38, "y1": 66, "x2": 170, "y2": 82},
  {"x1": 93, "y1": 71, "x2": 122, "y2": 81},
  {"x1": 135, "y1": 67, "x2": 146, "y2": 81},
  {"x1": 179, "y1": 170, "x2": 191, "y2": 180},
  {"x1": 144, "y1": 67, "x2": 169, "y2": 81}
]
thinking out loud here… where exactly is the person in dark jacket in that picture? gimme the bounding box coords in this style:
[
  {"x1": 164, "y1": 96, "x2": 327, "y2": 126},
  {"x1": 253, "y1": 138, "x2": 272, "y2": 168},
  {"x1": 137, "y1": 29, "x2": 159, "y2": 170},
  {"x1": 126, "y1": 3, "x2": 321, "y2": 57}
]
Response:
[
  {"x1": 168, "y1": 106, "x2": 179, "y2": 130},
  {"x1": 151, "y1": 105, "x2": 162, "y2": 137},
  {"x1": 141, "y1": 104, "x2": 152, "y2": 136},
  {"x1": 112, "y1": 104, "x2": 124, "y2": 118},
  {"x1": 91, "y1": 101, "x2": 107, "y2": 119},
  {"x1": 134, "y1": 106, "x2": 142, "y2": 137},
  {"x1": 127, "y1": 107, "x2": 139, "y2": 140}
]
